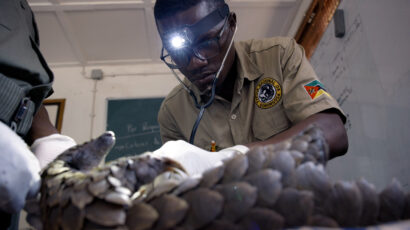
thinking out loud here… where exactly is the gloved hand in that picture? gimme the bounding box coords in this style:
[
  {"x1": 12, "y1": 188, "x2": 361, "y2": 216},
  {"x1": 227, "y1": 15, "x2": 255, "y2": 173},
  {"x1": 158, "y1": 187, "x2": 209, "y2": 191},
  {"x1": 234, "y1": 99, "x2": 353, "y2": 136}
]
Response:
[
  {"x1": 0, "y1": 122, "x2": 41, "y2": 213},
  {"x1": 143, "y1": 141, "x2": 249, "y2": 196},
  {"x1": 218, "y1": 144, "x2": 249, "y2": 156},
  {"x1": 31, "y1": 133, "x2": 77, "y2": 169},
  {"x1": 151, "y1": 140, "x2": 249, "y2": 176}
]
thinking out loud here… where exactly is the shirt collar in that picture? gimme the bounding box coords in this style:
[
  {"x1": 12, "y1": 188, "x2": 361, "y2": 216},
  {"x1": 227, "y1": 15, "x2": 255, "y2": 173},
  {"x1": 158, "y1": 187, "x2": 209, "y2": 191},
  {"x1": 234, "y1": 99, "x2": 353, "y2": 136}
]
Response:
[{"x1": 234, "y1": 41, "x2": 264, "y2": 93}]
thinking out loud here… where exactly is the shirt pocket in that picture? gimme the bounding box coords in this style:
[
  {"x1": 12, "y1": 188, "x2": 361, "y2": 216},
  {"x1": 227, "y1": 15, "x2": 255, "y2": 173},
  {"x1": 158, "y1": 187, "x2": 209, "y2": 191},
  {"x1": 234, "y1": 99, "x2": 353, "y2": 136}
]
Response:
[{"x1": 252, "y1": 103, "x2": 291, "y2": 141}]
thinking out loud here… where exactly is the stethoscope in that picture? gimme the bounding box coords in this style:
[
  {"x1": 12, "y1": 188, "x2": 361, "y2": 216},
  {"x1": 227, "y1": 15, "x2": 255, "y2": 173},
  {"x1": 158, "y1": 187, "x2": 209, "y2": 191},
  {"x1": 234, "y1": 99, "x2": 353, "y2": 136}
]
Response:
[{"x1": 169, "y1": 25, "x2": 238, "y2": 144}]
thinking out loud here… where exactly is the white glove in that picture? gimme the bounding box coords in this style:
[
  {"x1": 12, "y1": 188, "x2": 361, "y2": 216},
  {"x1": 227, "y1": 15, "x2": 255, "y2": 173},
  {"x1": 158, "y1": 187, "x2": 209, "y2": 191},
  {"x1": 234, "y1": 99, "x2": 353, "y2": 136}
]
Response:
[
  {"x1": 0, "y1": 122, "x2": 41, "y2": 213},
  {"x1": 141, "y1": 141, "x2": 249, "y2": 198},
  {"x1": 218, "y1": 144, "x2": 249, "y2": 155},
  {"x1": 31, "y1": 133, "x2": 77, "y2": 169},
  {"x1": 151, "y1": 140, "x2": 249, "y2": 176}
]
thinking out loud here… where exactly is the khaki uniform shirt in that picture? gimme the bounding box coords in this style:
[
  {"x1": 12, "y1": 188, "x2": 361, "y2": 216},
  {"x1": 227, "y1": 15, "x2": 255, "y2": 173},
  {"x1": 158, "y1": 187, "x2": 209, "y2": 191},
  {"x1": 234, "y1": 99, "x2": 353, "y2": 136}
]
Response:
[{"x1": 158, "y1": 37, "x2": 345, "y2": 150}]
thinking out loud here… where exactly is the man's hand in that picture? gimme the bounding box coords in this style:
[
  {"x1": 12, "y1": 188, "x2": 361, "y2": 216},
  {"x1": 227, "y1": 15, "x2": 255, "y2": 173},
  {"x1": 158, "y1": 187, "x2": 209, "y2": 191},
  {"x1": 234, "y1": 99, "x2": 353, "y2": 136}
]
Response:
[
  {"x1": 0, "y1": 122, "x2": 41, "y2": 213},
  {"x1": 245, "y1": 110, "x2": 348, "y2": 159},
  {"x1": 26, "y1": 104, "x2": 76, "y2": 168},
  {"x1": 25, "y1": 105, "x2": 58, "y2": 145}
]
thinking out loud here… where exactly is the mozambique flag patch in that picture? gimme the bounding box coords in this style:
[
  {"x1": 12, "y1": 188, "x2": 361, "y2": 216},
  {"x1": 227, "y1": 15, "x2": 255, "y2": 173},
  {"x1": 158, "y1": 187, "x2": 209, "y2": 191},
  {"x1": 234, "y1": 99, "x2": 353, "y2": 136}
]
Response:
[{"x1": 304, "y1": 80, "x2": 330, "y2": 100}]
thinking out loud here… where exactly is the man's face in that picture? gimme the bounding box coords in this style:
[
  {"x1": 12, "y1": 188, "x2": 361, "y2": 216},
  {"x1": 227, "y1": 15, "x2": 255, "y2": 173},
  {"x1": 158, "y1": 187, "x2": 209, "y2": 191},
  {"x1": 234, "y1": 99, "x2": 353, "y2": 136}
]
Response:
[{"x1": 157, "y1": 2, "x2": 235, "y2": 94}]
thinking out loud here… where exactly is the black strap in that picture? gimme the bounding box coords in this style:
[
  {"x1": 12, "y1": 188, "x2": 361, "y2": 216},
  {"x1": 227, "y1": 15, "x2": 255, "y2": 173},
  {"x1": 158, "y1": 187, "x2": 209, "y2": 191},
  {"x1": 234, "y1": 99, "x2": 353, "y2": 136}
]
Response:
[{"x1": 190, "y1": 4, "x2": 230, "y2": 39}]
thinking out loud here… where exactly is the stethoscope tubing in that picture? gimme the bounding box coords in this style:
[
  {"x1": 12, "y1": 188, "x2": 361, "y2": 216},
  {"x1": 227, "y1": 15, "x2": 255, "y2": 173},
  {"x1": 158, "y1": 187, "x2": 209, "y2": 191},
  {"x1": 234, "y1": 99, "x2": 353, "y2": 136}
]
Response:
[{"x1": 169, "y1": 25, "x2": 238, "y2": 144}]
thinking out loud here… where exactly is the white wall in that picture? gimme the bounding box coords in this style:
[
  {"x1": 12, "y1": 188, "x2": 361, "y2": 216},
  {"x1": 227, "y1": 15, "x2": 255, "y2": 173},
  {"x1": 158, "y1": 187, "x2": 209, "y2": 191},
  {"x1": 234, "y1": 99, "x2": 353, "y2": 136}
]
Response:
[
  {"x1": 48, "y1": 62, "x2": 178, "y2": 144},
  {"x1": 311, "y1": 0, "x2": 410, "y2": 190}
]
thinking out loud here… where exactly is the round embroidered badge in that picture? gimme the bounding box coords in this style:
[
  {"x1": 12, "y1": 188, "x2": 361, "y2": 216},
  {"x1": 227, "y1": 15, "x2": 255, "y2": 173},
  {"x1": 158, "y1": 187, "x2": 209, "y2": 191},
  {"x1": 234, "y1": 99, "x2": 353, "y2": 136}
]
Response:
[{"x1": 255, "y1": 78, "x2": 282, "y2": 109}]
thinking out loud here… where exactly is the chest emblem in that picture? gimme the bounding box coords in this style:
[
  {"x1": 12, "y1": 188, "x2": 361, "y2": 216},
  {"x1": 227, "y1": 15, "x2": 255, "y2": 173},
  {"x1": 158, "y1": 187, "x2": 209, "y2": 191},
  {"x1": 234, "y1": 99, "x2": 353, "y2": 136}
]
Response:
[
  {"x1": 304, "y1": 80, "x2": 330, "y2": 100},
  {"x1": 255, "y1": 78, "x2": 282, "y2": 109}
]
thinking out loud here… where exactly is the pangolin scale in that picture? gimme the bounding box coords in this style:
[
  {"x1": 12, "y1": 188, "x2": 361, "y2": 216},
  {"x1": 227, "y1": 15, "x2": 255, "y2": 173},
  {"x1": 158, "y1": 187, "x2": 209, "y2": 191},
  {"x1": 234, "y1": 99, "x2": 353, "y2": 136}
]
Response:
[{"x1": 25, "y1": 127, "x2": 410, "y2": 229}]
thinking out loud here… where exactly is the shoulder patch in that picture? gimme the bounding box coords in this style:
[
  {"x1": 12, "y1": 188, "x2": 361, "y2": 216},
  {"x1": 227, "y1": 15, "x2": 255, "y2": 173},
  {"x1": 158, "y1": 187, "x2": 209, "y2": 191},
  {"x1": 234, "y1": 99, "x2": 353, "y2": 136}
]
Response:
[
  {"x1": 304, "y1": 80, "x2": 330, "y2": 100},
  {"x1": 255, "y1": 78, "x2": 282, "y2": 109}
]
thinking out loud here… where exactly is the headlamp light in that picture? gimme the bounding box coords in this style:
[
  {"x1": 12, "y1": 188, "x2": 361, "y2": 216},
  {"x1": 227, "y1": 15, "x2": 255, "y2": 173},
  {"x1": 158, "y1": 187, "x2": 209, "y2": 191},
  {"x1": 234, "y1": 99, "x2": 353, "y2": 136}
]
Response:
[
  {"x1": 167, "y1": 27, "x2": 193, "y2": 51},
  {"x1": 170, "y1": 35, "x2": 186, "y2": 49}
]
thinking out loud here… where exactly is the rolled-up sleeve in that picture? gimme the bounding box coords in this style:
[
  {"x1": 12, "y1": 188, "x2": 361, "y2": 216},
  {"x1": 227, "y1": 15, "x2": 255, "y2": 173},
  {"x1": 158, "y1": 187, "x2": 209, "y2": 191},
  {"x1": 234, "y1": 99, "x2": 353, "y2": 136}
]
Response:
[{"x1": 281, "y1": 39, "x2": 346, "y2": 124}]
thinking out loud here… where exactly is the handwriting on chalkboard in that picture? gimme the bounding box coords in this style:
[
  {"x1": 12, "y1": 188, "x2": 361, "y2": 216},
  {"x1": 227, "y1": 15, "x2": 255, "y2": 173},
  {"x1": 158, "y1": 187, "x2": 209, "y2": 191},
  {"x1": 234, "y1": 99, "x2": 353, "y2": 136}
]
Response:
[
  {"x1": 142, "y1": 122, "x2": 160, "y2": 132},
  {"x1": 112, "y1": 121, "x2": 161, "y2": 155},
  {"x1": 113, "y1": 136, "x2": 162, "y2": 152},
  {"x1": 126, "y1": 122, "x2": 160, "y2": 134},
  {"x1": 117, "y1": 131, "x2": 160, "y2": 140},
  {"x1": 121, "y1": 122, "x2": 160, "y2": 139},
  {"x1": 127, "y1": 124, "x2": 138, "y2": 133},
  {"x1": 114, "y1": 140, "x2": 149, "y2": 151}
]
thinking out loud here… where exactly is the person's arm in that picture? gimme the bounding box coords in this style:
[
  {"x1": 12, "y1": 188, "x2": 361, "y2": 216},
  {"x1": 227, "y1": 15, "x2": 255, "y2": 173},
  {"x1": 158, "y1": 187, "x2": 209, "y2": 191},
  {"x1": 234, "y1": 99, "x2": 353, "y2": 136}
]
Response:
[
  {"x1": 246, "y1": 38, "x2": 348, "y2": 159},
  {"x1": 245, "y1": 110, "x2": 348, "y2": 159},
  {"x1": 0, "y1": 105, "x2": 75, "y2": 213},
  {"x1": 25, "y1": 105, "x2": 58, "y2": 145},
  {"x1": 27, "y1": 105, "x2": 77, "y2": 168}
]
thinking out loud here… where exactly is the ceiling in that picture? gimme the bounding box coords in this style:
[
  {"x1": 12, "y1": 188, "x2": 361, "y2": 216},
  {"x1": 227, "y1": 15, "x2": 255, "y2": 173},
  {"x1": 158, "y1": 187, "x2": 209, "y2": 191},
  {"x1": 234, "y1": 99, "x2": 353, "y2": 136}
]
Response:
[{"x1": 28, "y1": 0, "x2": 311, "y2": 67}]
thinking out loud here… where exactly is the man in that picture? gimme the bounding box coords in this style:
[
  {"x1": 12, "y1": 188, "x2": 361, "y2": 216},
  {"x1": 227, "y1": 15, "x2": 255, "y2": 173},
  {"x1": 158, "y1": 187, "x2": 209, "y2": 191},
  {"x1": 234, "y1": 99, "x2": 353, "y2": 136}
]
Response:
[
  {"x1": 154, "y1": 0, "x2": 348, "y2": 159},
  {"x1": 0, "y1": 0, "x2": 75, "y2": 228}
]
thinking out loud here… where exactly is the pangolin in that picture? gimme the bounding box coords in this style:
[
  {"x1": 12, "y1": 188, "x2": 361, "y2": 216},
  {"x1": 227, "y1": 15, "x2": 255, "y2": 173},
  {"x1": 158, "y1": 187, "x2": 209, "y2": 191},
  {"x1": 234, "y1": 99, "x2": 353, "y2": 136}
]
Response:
[{"x1": 26, "y1": 127, "x2": 410, "y2": 229}]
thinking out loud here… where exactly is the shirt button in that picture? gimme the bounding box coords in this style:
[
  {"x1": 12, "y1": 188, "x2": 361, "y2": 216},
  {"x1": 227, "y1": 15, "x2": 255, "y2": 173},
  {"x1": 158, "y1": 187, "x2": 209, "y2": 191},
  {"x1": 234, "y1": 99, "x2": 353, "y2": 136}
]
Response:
[{"x1": 231, "y1": 114, "x2": 237, "y2": 120}]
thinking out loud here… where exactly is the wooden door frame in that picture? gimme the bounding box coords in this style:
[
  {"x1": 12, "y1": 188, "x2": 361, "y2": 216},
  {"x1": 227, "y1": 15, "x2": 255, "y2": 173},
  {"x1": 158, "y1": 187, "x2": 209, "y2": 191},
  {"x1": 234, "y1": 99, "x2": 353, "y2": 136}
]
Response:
[
  {"x1": 294, "y1": 0, "x2": 340, "y2": 59},
  {"x1": 43, "y1": 99, "x2": 66, "y2": 132}
]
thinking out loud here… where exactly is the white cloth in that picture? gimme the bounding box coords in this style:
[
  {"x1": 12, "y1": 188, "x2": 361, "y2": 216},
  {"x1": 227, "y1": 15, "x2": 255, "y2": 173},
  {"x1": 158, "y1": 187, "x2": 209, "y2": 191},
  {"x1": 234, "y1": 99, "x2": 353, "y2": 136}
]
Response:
[
  {"x1": 151, "y1": 140, "x2": 249, "y2": 176},
  {"x1": 139, "y1": 140, "x2": 249, "y2": 198},
  {"x1": 218, "y1": 144, "x2": 249, "y2": 156},
  {"x1": 31, "y1": 133, "x2": 77, "y2": 169},
  {"x1": 0, "y1": 122, "x2": 41, "y2": 213}
]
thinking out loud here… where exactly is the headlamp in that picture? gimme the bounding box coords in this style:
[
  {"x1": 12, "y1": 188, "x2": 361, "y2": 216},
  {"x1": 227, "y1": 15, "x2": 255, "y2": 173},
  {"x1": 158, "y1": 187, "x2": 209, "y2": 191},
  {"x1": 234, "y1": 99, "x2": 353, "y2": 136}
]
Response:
[
  {"x1": 167, "y1": 27, "x2": 193, "y2": 50},
  {"x1": 170, "y1": 35, "x2": 186, "y2": 49},
  {"x1": 164, "y1": 4, "x2": 229, "y2": 51}
]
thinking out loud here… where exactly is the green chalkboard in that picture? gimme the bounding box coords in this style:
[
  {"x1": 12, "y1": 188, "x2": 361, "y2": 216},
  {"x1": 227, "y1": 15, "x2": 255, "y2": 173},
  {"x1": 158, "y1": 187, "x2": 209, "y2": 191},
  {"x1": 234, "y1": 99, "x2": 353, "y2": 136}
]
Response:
[{"x1": 106, "y1": 97, "x2": 164, "y2": 161}]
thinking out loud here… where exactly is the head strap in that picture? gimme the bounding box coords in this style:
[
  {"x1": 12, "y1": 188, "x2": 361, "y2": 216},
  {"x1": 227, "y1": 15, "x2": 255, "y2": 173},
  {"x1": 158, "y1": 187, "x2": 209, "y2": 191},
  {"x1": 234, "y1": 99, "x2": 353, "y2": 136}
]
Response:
[{"x1": 189, "y1": 3, "x2": 229, "y2": 39}]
